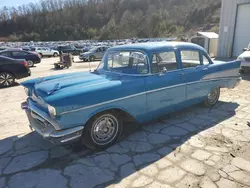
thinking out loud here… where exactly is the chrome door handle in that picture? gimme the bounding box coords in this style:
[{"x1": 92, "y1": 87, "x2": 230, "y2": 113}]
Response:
[{"x1": 202, "y1": 68, "x2": 208, "y2": 71}]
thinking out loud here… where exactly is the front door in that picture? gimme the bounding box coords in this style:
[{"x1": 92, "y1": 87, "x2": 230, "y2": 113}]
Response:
[
  {"x1": 145, "y1": 51, "x2": 186, "y2": 117},
  {"x1": 43, "y1": 48, "x2": 50, "y2": 56}
]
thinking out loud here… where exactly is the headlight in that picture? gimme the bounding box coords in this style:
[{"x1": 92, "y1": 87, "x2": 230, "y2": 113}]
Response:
[
  {"x1": 24, "y1": 88, "x2": 29, "y2": 96},
  {"x1": 48, "y1": 105, "x2": 56, "y2": 117}
]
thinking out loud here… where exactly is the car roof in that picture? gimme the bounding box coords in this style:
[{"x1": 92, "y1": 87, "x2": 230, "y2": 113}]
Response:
[{"x1": 108, "y1": 42, "x2": 206, "y2": 53}]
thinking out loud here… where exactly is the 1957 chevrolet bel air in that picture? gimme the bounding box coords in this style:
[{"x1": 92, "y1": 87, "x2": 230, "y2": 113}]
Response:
[{"x1": 21, "y1": 42, "x2": 241, "y2": 150}]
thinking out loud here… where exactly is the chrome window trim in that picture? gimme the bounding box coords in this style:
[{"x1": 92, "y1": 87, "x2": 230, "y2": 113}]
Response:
[{"x1": 60, "y1": 83, "x2": 185, "y2": 115}]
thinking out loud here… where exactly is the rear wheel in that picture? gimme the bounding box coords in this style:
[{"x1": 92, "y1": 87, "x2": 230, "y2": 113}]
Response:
[
  {"x1": 204, "y1": 87, "x2": 220, "y2": 108},
  {"x1": 0, "y1": 72, "x2": 15, "y2": 87},
  {"x1": 27, "y1": 60, "x2": 34, "y2": 67},
  {"x1": 82, "y1": 112, "x2": 123, "y2": 150}
]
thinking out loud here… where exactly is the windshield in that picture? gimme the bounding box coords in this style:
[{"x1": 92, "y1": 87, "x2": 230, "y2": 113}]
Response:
[
  {"x1": 97, "y1": 51, "x2": 149, "y2": 75},
  {"x1": 89, "y1": 47, "x2": 98, "y2": 52}
]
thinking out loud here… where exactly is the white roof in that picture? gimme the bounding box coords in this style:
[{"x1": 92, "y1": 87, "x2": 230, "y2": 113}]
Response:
[{"x1": 198, "y1": 32, "x2": 219, "y2": 39}]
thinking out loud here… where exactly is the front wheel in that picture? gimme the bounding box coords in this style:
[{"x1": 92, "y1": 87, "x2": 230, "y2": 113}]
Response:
[
  {"x1": 27, "y1": 60, "x2": 34, "y2": 67},
  {"x1": 82, "y1": 112, "x2": 123, "y2": 150},
  {"x1": 0, "y1": 72, "x2": 15, "y2": 87},
  {"x1": 204, "y1": 87, "x2": 220, "y2": 108},
  {"x1": 53, "y1": 53, "x2": 58, "y2": 57}
]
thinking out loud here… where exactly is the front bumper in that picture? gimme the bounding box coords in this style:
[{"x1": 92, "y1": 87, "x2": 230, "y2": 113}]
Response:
[{"x1": 21, "y1": 100, "x2": 84, "y2": 144}]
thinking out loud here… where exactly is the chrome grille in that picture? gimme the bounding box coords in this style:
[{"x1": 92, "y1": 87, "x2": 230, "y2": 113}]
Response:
[
  {"x1": 31, "y1": 92, "x2": 47, "y2": 108},
  {"x1": 245, "y1": 58, "x2": 250, "y2": 62}
]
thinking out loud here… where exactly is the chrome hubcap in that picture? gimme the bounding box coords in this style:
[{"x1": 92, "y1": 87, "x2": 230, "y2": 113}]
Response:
[
  {"x1": 28, "y1": 61, "x2": 33, "y2": 66},
  {"x1": 91, "y1": 114, "x2": 118, "y2": 145},
  {"x1": 208, "y1": 88, "x2": 219, "y2": 104},
  {"x1": 0, "y1": 73, "x2": 13, "y2": 86}
]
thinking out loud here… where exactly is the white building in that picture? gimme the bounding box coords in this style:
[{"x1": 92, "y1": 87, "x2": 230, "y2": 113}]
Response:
[
  {"x1": 217, "y1": 0, "x2": 250, "y2": 58},
  {"x1": 189, "y1": 32, "x2": 218, "y2": 57}
]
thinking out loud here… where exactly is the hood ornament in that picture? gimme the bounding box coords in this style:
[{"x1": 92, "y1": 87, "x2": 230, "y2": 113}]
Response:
[{"x1": 47, "y1": 83, "x2": 61, "y2": 95}]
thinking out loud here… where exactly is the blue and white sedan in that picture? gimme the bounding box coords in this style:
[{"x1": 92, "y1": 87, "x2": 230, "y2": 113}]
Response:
[{"x1": 21, "y1": 42, "x2": 241, "y2": 150}]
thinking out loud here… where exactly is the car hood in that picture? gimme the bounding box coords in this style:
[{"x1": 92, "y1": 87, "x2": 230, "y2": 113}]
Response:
[
  {"x1": 238, "y1": 50, "x2": 250, "y2": 58},
  {"x1": 33, "y1": 72, "x2": 115, "y2": 99}
]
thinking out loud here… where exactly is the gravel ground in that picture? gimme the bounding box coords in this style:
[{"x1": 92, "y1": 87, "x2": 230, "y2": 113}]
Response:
[{"x1": 0, "y1": 57, "x2": 250, "y2": 188}]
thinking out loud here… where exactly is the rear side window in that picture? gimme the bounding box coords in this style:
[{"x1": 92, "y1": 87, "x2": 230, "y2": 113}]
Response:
[
  {"x1": 152, "y1": 51, "x2": 178, "y2": 73},
  {"x1": 181, "y1": 50, "x2": 201, "y2": 68}
]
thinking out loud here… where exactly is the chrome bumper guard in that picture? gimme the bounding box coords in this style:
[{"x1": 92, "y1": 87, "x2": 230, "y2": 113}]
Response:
[{"x1": 21, "y1": 101, "x2": 84, "y2": 144}]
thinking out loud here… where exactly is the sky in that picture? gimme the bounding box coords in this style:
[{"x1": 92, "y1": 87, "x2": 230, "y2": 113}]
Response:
[{"x1": 0, "y1": 0, "x2": 38, "y2": 8}]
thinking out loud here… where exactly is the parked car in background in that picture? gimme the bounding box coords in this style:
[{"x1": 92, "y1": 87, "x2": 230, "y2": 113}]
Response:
[
  {"x1": 238, "y1": 48, "x2": 250, "y2": 72},
  {"x1": 0, "y1": 56, "x2": 30, "y2": 87},
  {"x1": 21, "y1": 42, "x2": 241, "y2": 150},
  {"x1": 30, "y1": 47, "x2": 59, "y2": 58},
  {"x1": 0, "y1": 50, "x2": 41, "y2": 67},
  {"x1": 56, "y1": 45, "x2": 83, "y2": 55},
  {"x1": 79, "y1": 46, "x2": 109, "y2": 62}
]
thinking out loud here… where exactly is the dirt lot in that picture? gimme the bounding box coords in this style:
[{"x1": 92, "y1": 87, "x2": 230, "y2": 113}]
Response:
[{"x1": 0, "y1": 57, "x2": 250, "y2": 188}]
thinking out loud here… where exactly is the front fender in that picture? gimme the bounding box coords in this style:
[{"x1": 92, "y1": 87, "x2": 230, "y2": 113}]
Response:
[
  {"x1": 84, "y1": 105, "x2": 137, "y2": 124},
  {"x1": 56, "y1": 92, "x2": 147, "y2": 130}
]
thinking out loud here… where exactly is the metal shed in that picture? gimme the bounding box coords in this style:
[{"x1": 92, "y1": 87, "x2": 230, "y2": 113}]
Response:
[
  {"x1": 217, "y1": 0, "x2": 250, "y2": 58},
  {"x1": 189, "y1": 32, "x2": 219, "y2": 57}
]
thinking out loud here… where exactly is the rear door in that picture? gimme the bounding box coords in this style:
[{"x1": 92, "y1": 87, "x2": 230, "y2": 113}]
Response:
[
  {"x1": 95, "y1": 47, "x2": 102, "y2": 59},
  {"x1": 42, "y1": 48, "x2": 49, "y2": 56},
  {"x1": 145, "y1": 50, "x2": 186, "y2": 117},
  {"x1": 99, "y1": 47, "x2": 106, "y2": 59},
  {"x1": 180, "y1": 50, "x2": 211, "y2": 101}
]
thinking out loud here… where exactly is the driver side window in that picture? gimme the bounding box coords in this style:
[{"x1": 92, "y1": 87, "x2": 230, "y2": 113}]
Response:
[{"x1": 152, "y1": 51, "x2": 178, "y2": 74}]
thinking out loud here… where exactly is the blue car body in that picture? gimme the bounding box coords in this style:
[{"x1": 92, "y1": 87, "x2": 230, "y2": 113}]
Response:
[{"x1": 21, "y1": 42, "x2": 241, "y2": 144}]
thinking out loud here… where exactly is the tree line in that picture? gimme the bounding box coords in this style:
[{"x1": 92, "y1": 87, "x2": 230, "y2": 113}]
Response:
[{"x1": 0, "y1": 0, "x2": 221, "y2": 41}]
